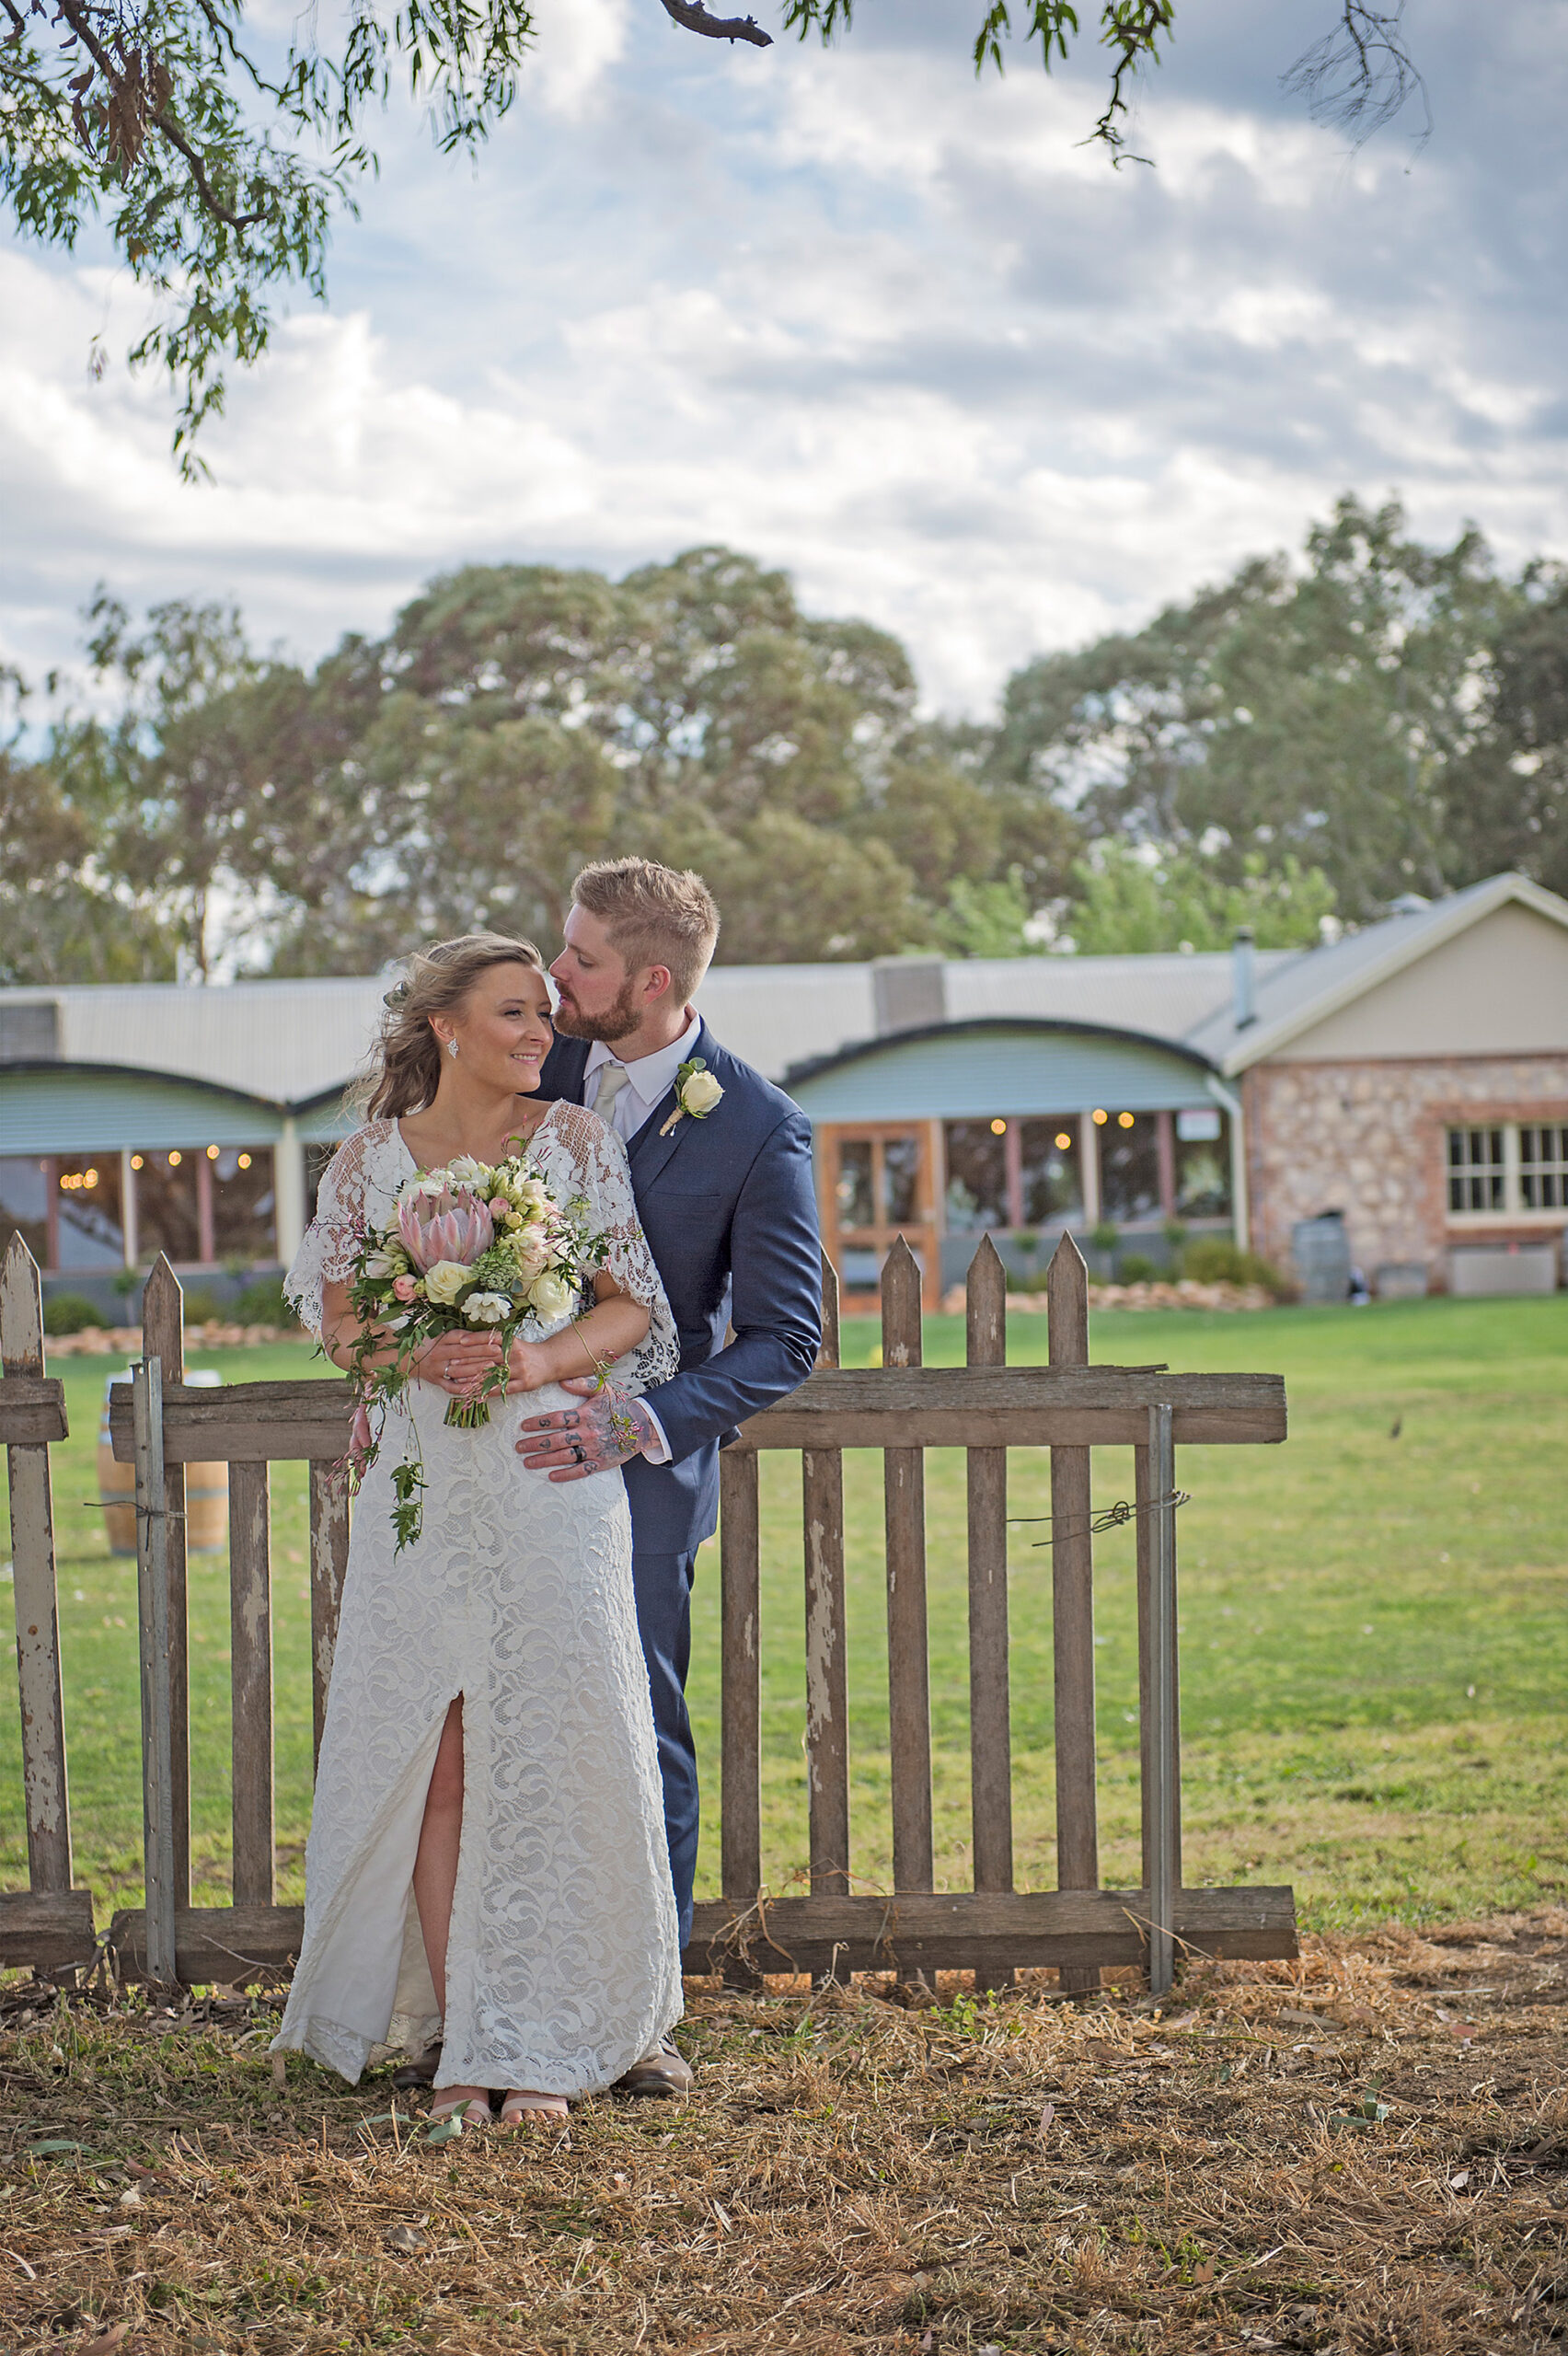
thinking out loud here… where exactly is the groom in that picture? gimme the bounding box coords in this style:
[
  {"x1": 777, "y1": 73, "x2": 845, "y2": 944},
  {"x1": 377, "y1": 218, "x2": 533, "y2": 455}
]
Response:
[{"x1": 515, "y1": 858, "x2": 823, "y2": 2088}]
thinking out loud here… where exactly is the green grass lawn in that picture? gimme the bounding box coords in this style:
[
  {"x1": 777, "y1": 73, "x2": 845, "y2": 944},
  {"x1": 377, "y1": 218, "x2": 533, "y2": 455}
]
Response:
[{"x1": 3, "y1": 1297, "x2": 1564, "y2": 1933}]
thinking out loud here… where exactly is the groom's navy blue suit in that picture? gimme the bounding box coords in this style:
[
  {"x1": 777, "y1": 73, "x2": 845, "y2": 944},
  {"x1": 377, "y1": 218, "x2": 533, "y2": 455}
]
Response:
[{"x1": 537, "y1": 1020, "x2": 821, "y2": 1945}]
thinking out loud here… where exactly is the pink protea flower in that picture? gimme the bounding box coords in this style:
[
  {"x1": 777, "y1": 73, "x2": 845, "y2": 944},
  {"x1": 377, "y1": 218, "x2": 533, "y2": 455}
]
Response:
[{"x1": 397, "y1": 1185, "x2": 494, "y2": 1273}]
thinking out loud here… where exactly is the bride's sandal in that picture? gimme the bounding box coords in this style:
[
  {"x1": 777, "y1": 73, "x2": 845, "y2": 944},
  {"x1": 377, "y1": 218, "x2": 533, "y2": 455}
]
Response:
[
  {"x1": 497, "y1": 2090, "x2": 569, "y2": 2130},
  {"x1": 429, "y1": 2092, "x2": 492, "y2": 2131}
]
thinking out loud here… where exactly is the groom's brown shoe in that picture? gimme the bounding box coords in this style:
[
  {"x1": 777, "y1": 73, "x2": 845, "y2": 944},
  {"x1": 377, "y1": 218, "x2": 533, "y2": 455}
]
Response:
[
  {"x1": 391, "y1": 2042, "x2": 443, "y2": 2090},
  {"x1": 614, "y1": 2036, "x2": 693, "y2": 2098}
]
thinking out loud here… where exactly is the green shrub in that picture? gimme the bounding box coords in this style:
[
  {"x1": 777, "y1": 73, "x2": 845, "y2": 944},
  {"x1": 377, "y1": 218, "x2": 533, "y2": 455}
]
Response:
[
  {"x1": 180, "y1": 1287, "x2": 226, "y2": 1324},
  {"x1": 234, "y1": 1276, "x2": 293, "y2": 1326},
  {"x1": 1117, "y1": 1253, "x2": 1159, "y2": 1284},
  {"x1": 1181, "y1": 1238, "x2": 1294, "y2": 1298},
  {"x1": 42, "y1": 1292, "x2": 106, "y2": 1335},
  {"x1": 1090, "y1": 1220, "x2": 1120, "y2": 1254}
]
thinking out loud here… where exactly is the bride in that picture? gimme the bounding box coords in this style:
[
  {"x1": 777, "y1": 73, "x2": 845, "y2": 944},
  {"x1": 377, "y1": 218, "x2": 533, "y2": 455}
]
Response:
[{"x1": 272, "y1": 931, "x2": 683, "y2": 2128}]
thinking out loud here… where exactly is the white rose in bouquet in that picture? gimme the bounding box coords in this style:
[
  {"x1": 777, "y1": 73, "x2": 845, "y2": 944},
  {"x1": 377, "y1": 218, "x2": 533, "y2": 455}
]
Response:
[
  {"x1": 423, "y1": 1260, "x2": 472, "y2": 1307},
  {"x1": 447, "y1": 1155, "x2": 490, "y2": 1185},
  {"x1": 463, "y1": 1291, "x2": 512, "y2": 1325},
  {"x1": 528, "y1": 1269, "x2": 575, "y2": 1322}
]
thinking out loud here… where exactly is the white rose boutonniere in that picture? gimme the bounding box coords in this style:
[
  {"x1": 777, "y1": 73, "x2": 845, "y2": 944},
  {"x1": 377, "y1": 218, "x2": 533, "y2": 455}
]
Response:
[{"x1": 660, "y1": 1056, "x2": 725, "y2": 1137}]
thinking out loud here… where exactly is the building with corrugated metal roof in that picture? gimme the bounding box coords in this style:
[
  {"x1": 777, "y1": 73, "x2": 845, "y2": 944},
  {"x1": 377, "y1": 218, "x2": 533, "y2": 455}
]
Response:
[{"x1": 2, "y1": 871, "x2": 1564, "y2": 1308}]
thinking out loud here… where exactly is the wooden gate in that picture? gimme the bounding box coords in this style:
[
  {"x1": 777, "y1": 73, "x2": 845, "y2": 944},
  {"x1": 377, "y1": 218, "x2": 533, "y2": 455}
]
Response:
[{"x1": 0, "y1": 1230, "x2": 1295, "y2": 1998}]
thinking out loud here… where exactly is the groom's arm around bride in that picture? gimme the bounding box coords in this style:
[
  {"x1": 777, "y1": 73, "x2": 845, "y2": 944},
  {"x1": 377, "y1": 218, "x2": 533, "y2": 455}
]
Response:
[{"x1": 517, "y1": 858, "x2": 822, "y2": 1981}]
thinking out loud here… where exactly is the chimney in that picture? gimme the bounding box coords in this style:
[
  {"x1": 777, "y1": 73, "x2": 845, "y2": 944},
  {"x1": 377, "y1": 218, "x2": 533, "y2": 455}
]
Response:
[
  {"x1": 1232, "y1": 927, "x2": 1256, "y2": 1029},
  {"x1": 871, "y1": 956, "x2": 947, "y2": 1037}
]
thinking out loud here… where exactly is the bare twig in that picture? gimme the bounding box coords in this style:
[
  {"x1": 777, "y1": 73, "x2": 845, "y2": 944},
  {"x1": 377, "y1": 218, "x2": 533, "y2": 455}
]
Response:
[
  {"x1": 659, "y1": 0, "x2": 772, "y2": 46},
  {"x1": 1283, "y1": 0, "x2": 1429, "y2": 147}
]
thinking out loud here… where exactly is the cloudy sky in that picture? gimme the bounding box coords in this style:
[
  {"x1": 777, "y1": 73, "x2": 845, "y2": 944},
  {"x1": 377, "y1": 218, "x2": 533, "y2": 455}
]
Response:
[{"x1": 5, "y1": 0, "x2": 1567, "y2": 714}]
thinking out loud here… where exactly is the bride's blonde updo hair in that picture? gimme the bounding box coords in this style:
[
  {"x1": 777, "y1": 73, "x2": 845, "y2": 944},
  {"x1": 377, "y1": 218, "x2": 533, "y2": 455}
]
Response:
[{"x1": 355, "y1": 932, "x2": 547, "y2": 1121}]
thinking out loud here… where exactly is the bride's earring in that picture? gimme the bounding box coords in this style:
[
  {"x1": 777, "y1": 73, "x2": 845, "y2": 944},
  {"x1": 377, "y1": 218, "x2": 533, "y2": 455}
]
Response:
[{"x1": 447, "y1": 1038, "x2": 459, "y2": 1059}]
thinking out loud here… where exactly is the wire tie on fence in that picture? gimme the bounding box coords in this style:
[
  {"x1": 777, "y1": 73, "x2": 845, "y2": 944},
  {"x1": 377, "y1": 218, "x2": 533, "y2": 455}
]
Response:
[
  {"x1": 1009, "y1": 1491, "x2": 1190, "y2": 1548},
  {"x1": 78, "y1": 1503, "x2": 187, "y2": 1520}
]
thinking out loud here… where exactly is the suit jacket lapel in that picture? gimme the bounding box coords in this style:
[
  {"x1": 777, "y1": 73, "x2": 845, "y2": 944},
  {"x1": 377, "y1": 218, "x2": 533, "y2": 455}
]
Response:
[{"x1": 627, "y1": 1021, "x2": 713, "y2": 1190}]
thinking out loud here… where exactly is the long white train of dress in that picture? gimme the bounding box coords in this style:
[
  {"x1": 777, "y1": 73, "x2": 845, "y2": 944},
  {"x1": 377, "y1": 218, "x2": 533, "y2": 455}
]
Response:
[{"x1": 271, "y1": 1103, "x2": 683, "y2": 2096}]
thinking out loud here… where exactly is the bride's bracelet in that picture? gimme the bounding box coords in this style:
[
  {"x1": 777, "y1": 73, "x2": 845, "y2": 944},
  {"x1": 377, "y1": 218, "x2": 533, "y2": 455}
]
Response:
[{"x1": 570, "y1": 1318, "x2": 609, "y2": 1381}]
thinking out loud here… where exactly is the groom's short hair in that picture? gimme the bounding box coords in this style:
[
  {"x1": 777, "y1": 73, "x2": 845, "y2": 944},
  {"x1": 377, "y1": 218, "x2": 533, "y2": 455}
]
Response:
[{"x1": 571, "y1": 858, "x2": 720, "y2": 1002}]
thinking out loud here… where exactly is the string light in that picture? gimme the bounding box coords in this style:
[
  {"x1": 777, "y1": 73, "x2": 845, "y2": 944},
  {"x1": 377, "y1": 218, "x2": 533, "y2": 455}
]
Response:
[
  {"x1": 1118, "y1": 1112, "x2": 1136, "y2": 1128},
  {"x1": 130, "y1": 1155, "x2": 144, "y2": 1171},
  {"x1": 1054, "y1": 1131, "x2": 1072, "y2": 1150},
  {"x1": 167, "y1": 1151, "x2": 182, "y2": 1166},
  {"x1": 990, "y1": 1118, "x2": 1007, "y2": 1136},
  {"x1": 236, "y1": 1153, "x2": 252, "y2": 1171},
  {"x1": 1092, "y1": 1108, "x2": 1108, "y2": 1126},
  {"x1": 206, "y1": 1144, "x2": 220, "y2": 1161}
]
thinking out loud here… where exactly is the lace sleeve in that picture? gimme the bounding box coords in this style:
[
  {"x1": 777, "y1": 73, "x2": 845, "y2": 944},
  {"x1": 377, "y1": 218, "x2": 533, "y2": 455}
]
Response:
[
  {"x1": 543, "y1": 1104, "x2": 680, "y2": 1393},
  {"x1": 283, "y1": 1122, "x2": 399, "y2": 1343}
]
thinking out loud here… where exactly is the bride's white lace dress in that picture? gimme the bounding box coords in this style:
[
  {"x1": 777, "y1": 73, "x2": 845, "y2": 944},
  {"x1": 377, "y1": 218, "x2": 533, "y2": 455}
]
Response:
[{"x1": 271, "y1": 1102, "x2": 683, "y2": 2096}]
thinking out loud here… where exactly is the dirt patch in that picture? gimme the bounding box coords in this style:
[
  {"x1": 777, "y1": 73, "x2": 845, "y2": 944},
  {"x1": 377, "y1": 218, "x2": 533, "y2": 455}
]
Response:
[{"x1": 1, "y1": 1911, "x2": 1563, "y2": 2352}]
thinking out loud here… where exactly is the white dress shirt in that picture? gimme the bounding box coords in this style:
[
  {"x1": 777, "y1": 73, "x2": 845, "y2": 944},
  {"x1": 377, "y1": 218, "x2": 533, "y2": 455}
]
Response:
[
  {"x1": 582, "y1": 1010, "x2": 703, "y2": 1143},
  {"x1": 582, "y1": 1010, "x2": 703, "y2": 1466}
]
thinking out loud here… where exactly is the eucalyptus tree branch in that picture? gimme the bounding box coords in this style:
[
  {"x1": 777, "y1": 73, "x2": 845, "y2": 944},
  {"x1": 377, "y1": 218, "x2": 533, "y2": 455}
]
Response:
[
  {"x1": 49, "y1": 0, "x2": 267, "y2": 228},
  {"x1": 659, "y1": 0, "x2": 772, "y2": 46}
]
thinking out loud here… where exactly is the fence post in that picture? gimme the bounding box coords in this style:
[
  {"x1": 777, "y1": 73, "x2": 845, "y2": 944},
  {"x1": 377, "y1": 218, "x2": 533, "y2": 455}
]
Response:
[
  {"x1": 1046, "y1": 1233, "x2": 1100, "y2": 1996},
  {"x1": 965, "y1": 1237, "x2": 1013, "y2": 1991},
  {"x1": 307, "y1": 1465, "x2": 350, "y2": 1770},
  {"x1": 882, "y1": 1238, "x2": 933, "y2": 1896},
  {"x1": 141, "y1": 1259, "x2": 190, "y2": 1906},
  {"x1": 132, "y1": 1357, "x2": 178, "y2": 1984},
  {"x1": 1146, "y1": 1403, "x2": 1181, "y2": 1998},
  {"x1": 720, "y1": 1444, "x2": 762, "y2": 1980},
  {"x1": 1, "y1": 1237, "x2": 73, "y2": 1895},
  {"x1": 802, "y1": 1254, "x2": 849, "y2": 1918},
  {"x1": 228, "y1": 1462, "x2": 275, "y2": 1906}
]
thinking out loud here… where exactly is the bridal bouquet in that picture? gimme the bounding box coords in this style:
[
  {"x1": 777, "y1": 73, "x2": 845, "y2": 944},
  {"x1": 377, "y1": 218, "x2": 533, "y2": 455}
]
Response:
[{"x1": 342, "y1": 1147, "x2": 607, "y2": 1547}]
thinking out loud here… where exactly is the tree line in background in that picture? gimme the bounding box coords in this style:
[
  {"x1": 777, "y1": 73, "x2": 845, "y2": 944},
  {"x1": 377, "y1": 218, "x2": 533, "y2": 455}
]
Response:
[{"x1": 4, "y1": 494, "x2": 1566, "y2": 987}]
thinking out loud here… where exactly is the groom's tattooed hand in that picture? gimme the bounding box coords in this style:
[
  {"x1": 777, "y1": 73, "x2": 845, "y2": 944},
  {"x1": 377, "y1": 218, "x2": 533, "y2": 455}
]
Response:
[{"x1": 515, "y1": 1383, "x2": 655, "y2": 1481}]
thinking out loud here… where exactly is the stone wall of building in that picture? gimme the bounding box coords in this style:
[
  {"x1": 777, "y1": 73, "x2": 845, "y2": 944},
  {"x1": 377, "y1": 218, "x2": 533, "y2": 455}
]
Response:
[{"x1": 1242, "y1": 1054, "x2": 1568, "y2": 1285}]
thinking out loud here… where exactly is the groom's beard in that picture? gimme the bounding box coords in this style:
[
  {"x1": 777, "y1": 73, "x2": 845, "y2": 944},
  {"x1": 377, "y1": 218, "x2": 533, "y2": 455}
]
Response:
[{"x1": 551, "y1": 977, "x2": 642, "y2": 1045}]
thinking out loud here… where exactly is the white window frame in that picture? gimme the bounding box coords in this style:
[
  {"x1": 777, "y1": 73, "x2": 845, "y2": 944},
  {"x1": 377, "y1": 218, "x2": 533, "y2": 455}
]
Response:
[{"x1": 1445, "y1": 1120, "x2": 1568, "y2": 1227}]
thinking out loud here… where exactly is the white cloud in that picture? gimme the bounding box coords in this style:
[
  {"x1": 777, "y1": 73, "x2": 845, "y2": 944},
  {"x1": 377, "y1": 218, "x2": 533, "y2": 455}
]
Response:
[
  {"x1": 4, "y1": 0, "x2": 1568, "y2": 715},
  {"x1": 532, "y1": 0, "x2": 630, "y2": 116}
]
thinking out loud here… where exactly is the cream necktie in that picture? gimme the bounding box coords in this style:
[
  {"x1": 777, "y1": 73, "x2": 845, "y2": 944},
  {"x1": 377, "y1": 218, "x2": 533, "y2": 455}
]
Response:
[{"x1": 592, "y1": 1061, "x2": 631, "y2": 1129}]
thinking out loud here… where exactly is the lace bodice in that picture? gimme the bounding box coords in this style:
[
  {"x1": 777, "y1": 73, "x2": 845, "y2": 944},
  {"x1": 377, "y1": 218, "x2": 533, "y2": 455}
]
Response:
[{"x1": 284, "y1": 1103, "x2": 678, "y2": 1392}]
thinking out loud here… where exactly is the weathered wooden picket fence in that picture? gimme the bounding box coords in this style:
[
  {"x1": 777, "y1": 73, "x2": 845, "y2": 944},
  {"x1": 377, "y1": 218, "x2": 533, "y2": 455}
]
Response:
[{"x1": 0, "y1": 1227, "x2": 1296, "y2": 1999}]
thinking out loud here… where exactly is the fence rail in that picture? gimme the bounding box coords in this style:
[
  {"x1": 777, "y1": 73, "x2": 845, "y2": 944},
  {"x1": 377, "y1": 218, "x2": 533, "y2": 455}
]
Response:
[{"x1": 1, "y1": 1228, "x2": 1297, "y2": 1999}]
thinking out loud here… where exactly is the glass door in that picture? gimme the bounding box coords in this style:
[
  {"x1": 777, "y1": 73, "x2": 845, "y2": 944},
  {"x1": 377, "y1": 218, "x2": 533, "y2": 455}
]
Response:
[{"x1": 821, "y1": 1124, "x2": 940, "y2": 1308}]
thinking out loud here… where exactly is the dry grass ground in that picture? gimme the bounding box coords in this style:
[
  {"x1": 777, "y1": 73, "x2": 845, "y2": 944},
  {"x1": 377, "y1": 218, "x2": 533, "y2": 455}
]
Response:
[{"x1": 2, "y1": 1915, "x2": 1564, "y2": 2355}]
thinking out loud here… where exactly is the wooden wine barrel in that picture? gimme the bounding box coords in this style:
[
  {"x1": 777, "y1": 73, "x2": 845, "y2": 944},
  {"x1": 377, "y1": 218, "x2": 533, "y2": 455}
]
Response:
[{"x1": 96, "y1": 1368, "x2": 229, "y2": 1555}]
